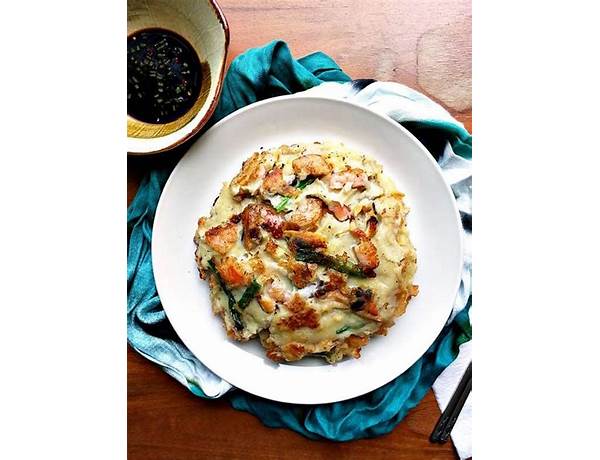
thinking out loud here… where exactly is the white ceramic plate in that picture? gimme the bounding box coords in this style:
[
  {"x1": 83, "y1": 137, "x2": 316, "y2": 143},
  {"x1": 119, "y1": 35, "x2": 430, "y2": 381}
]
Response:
[{"x1": 153, "y1": 95, "x2": 463, "y2": 405}]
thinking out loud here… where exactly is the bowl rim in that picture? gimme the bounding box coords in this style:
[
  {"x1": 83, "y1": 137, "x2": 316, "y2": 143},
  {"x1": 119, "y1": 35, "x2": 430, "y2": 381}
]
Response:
[{"x1": 127, "y1": 0, "x2": 230, "y2": 156}]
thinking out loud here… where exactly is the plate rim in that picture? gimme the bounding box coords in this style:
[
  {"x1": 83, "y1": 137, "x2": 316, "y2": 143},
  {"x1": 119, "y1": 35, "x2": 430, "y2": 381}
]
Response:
[{"x1": 153, "y1": 94, "x2": 464, "y2": 404}]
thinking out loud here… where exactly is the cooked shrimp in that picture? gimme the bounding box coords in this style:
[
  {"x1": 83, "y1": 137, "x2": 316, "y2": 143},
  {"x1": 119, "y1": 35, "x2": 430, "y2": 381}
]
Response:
[
  {"x1": 349, "y1": 219, "x2": 379, "y2": 273},
  {"x1": 261, "y1": 167, "x2": 298, "y2": 197},
  {"x1": 353, "y1": 240, "x2": 379, "y2": 272},
  {"x1": 323, "y1": 290, "x2": 352, "y2": 306},
  {"x1": 292, "y1": 154, "x2": 332, "y2": 179},
  {"x1": 266, "y1": 279, "x2": 291, "y2": 303},
  {"x1": 234, "y1": 152, "x2": 261, "y2": 183},
  {"x1": 350, "y1": 228, "x2": 368, "y2": 241},
  {"x1": 327, "y1": 201, "x2": 352, "y2": 221},
  {"x1": 241, "y1": 203, "x2": 286, "y2": 249},
  {"x1": 326, "y1": 167, "x2": 369, "y2": 190},
  {"x1": 366, "y1": 216, "x2": 378, "y2": 238},
  {"x1": 241, "y1": 204, "x2": 263, "y2": 250},
  {"x1": 203, "y1": 222, "x2": 238, "y2": 254},
  {"x1": 259, "y1": 204, "x2": 286, "y2": 238},
  {"x1": 364, "y1": 300, "x2": 379, "y2": 316},
  {"x1": 257, "y1": 295, "x2": 276, "y2": 314},
  {"x1": 230, "y1": 152, "x2": 274, "y2": 199},
  {"x1": 286, "y1": 197, "x2": 325, "y2": 230},
  {"x1": 215, "y1": 256, "x2": 252, "y2": 288}
]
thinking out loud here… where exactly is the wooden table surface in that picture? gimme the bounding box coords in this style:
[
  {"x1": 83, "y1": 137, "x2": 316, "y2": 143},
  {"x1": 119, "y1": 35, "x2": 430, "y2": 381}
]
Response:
[{"x1": 128, "y1": 1, "x2": 471, "y2": 458}]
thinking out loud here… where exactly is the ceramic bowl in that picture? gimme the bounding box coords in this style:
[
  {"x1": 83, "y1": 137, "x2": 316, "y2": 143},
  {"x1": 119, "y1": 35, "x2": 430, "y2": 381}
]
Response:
[{"x1": 127, "y1": 0, "x2": 229, "y2": 155}]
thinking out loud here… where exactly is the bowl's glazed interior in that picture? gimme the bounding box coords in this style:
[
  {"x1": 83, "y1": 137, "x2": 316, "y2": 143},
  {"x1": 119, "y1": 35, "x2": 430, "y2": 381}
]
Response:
[{"x1": 127, "y1": 0, "x2": 228, "y2": 154}]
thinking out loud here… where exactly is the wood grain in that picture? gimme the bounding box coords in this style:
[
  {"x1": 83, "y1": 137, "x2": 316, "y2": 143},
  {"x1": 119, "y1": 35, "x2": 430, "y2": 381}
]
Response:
[
  {"x1": 222, "y1": 0, "x2": 472, "y2": 132},
  {"x1": 128, "y1": 1, "x2": 471, "y2": 458},
  {"x1": 129, "y1": 348, "x2": 457, "y2": 460}
]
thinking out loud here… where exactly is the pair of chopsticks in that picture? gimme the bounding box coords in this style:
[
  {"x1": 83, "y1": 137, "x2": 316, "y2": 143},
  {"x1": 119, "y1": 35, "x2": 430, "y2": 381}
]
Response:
[{"x1": 430, "y1": 362, "x2": 472, "y2": 444}]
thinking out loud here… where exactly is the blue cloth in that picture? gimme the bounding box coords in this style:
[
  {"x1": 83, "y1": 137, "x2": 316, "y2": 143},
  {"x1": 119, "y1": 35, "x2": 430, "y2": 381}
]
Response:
[{"x1": 128, "y1": 40, "x2": 472, "y2": 440}]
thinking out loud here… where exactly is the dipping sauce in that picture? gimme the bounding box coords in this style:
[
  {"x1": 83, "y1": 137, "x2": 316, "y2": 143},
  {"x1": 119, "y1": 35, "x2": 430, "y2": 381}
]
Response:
[{"x1": 127, "y1": 28, "x2": 202, "y2": 124}]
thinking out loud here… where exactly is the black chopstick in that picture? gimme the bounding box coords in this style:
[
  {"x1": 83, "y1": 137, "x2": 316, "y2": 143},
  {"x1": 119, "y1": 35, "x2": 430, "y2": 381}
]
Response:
[{"x1": 430, "y1": 361, "x2": 472, "y2": 444}]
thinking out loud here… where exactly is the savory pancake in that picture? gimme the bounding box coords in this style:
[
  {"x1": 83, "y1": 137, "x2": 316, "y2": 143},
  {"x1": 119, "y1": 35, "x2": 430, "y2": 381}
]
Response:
[{"x1": 194, "y1": 141, "x2": 418, "y2": 363}]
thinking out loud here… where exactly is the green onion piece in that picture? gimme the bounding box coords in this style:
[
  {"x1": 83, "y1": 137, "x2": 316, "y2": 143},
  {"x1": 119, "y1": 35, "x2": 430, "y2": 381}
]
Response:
[
  {"x1": 296, "y1": 176, "x2": 316, "y2": 190},
  {"x1": 336, "y1": 325, "x2": 351, "y2": 334},
  {"x1": 294, "y1": 245, "x2": 370, "y2": 278},
  {"x1": 208, "y1": 260, "x2": 244, "y2": 331},
  {"x1": 274, "y1": 176, "x2": 316, "y2": 213},
  {"x1": 274, "y1": 196, "x2": 291, "y2": 212},
  {"x1": 237, "y1": 280, "x2": 261, "y2": 309},
  {"x1": 336, "y1": 321, "x2": 366, "y2": 335}
]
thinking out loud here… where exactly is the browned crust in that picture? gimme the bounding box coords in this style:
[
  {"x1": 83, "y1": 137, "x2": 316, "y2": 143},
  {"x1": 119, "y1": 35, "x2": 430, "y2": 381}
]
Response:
[
  {"x1": 204, "y1": 222, "x2": 238, "y2": 254},
  {"x1": 276, "y1": 294, "x2": 320, "y2": 331},
  {"x1": 277, "y1": 308, "x2": 320, "y2": 331},
  {"x1": 394, "y1": 284, "x2": 420, "y2": 316},
  {"x1": 282, "y1": 343, "x2": 307, "y2": 360},
  {"x1": 284, "y1": 230, "x2": 327, "y2": 251},
  {"x1": 285, "y1": 293, "x2": 307, "y2": 313},
  {"x1": 288, "y1": 261, "x2": 317, "y2": 288}
]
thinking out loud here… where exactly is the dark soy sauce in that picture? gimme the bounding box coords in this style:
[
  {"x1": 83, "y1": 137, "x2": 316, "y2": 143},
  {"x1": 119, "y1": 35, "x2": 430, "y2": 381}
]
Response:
[{"x1": 127, "y1": 28, "x2": 202, "y2": 124}]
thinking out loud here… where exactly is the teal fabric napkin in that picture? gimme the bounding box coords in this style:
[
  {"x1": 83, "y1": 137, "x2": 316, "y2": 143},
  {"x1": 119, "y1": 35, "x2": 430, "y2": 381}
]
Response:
[{"x1": 128, "y1": 39, "x2": 472, "y2": 441}]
